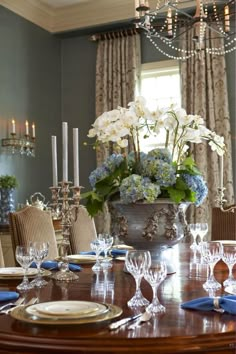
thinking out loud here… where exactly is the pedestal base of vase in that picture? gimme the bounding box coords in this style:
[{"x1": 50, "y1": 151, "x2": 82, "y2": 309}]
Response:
[{"x1": 52, "y1": 269, "x2": 79, "y2": 282}]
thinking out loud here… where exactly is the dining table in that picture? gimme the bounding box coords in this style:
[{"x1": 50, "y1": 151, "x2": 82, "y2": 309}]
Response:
[{"x1": 0, "y1": 243, "x2": 235, "y2": 354}]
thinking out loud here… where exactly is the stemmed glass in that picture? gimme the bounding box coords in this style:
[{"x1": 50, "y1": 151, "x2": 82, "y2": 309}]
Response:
[
  {"x1": 198, "y1": 223, "x2": 208, "y2": 247},
  {"x1": 222, "y1": 244, "x2": 236, "y2": 288},
  {"x1": 29, "y1": 241, "x2": 49, "y2": 287},
  {"x1": 15, "y1": 245, "x2": 35, "y2": 291},
  {"x1": 144, "y1": 260, "x2": 167, "y2": 313},
  {"x1": 90, "y1": 239, "x2": 105, "y2": 272},
  {"x1": 125, "y1": 250, "x2": 151, "y2": 307},
  {"x1": 201, "y1": 241, "x2": 223, "y2": 293},
  {"x1": 189, "y1": 223, "x2": 200, "y2": 251},
  {"x1": 98, "y1": 233, "x2": 114, "y2": 269}
]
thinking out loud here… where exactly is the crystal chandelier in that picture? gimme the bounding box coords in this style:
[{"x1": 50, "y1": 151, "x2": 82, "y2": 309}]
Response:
[{"x1": 135, "y1": 0, "x2": 236, "y2": 60}]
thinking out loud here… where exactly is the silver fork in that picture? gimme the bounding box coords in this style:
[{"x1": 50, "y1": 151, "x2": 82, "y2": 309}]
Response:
[
  {"x1": 127, "y1": 310, "x2": 152, "y2": 330},
  {"x1": 0, "y1": 297, "x2": 38, "y2": 315},
  {"x1": 0, "y1": 297, "x2": 25, "y2": 311}
]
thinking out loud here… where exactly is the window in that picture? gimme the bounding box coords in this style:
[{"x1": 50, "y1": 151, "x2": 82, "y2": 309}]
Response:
[{"x1": 139, "y1": 60, "x2": 181, "y2": 152}]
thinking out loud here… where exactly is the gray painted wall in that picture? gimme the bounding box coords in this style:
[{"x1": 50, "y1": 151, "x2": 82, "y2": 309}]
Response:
[{"x1": 0, "y1": 6, "x2": 61, "y2": 206}]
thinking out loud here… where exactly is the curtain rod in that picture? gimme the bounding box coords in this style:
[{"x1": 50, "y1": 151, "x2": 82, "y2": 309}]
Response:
[{"x1": 89, "y1": 27, "x2": 139, "y2": 42}]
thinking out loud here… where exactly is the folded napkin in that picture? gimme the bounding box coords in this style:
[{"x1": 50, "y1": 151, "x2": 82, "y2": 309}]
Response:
[
  {"x1": 0, "y1": 291, "x2": 19, "y2": 302},
  {"x1": 181, "y1": 295, "x2": 236, "y2": 315},
  {"x1": 80, "y1": 249, "x2": 127, "y2": 257},
  {"x1": 31, "y1": 261, "x2": 82, "y2": 272}
]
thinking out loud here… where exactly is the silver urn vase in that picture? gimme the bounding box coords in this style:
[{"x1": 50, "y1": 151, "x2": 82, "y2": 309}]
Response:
[{"x1": 109, "y1": 199, "x2": 190, "y2": 274}]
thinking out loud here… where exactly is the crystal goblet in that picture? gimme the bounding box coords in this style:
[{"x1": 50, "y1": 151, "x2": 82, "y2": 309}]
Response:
[
  {"x1": 144, "y1": 260, "x2": 167, "y2": 313},
  {"x1": 125, "y1": 250, "x2": 151, "y2": 307},
  {"x1": 189, "y1": 223, "x2": 200, "y2": 251},
  {"x1": 29, "y1": 241, "x2": 49, "y2": 287},
  {"x1": 198, "y1": 223, "x2": 208, "y2": 247},
  {"x1": 15, "y1": 245, "x2": 35, "y2": 291},
  {"x1": 98, "y1": 233, "x2": 113, "y2": 269},
  {"x1": 201, "y1": 241, "x2": 223, "y2": 292},
  {"x1": 90, "y1": 239, "x2": 105, "y2": 272},
  {"x1": 222, "y1": 244, "x2": 236, "y2": 287}
]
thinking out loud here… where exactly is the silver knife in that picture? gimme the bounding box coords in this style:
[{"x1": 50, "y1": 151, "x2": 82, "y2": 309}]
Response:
[{"x1": 109, "y1": 314, "x2": 142, "y2": 330}]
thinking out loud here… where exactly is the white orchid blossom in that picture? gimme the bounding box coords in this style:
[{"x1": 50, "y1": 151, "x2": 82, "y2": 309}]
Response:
[{"x1": 87, "y1": 96, "x2": 225, "y2": 163}]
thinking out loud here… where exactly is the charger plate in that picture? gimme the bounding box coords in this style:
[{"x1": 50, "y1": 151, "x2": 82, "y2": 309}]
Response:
[
  {"x1": 10, "y1": 302, "x2": 122, "y2": 325},
  {"x1": 26, "y1": 301, "x2": 108, "y2": 319},
  {"x1": 0, "y1": 267, "x2": 51, "y2": 279},
  {"x1": 67, "y1": 255, "x2": 112, "y2": 264}
]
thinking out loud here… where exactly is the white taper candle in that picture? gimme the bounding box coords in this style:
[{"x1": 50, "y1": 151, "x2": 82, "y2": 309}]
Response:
[
  {"x1": 73, "y1": 128, "x2": 79, "y2": 187},
  {"x1": 219, "y1": 155, "x2": 224, "y2": 191},
  {"x1": 62, "y1": 122, "x2": 68, "y2": 182},
  {"x1": 51, "y1": 136, "x2": 58, "y2": 187}
]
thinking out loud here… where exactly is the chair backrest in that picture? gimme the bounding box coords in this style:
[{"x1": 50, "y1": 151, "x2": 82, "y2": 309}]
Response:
[
  {"x1": 0, "y1": 240, "x2": 5, "y2": 267},
  {"x1": 9, "y1": 206, "x2": 58, "y2": 263},
  {"x1": 211, "y1": 206, "x2": 236, "y2": 241},
  {"x1": 70, "y1": 206, "x2": 97, "y2": 254}
]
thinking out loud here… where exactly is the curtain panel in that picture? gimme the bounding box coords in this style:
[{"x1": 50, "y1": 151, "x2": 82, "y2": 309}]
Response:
[{"x1": 180, "y1": 27, "x2": 234, "y2": 233}]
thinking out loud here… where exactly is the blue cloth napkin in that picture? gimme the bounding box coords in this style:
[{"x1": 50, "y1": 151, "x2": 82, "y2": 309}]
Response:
[
  {"x1": 181, "y1": 295, "x2": 236, "y2": 315},
  {"x1": 80, "y1": 249, "x2": 127, "y2": 257},
  {"x1": 0, "y1": 291, "x2": 19, "y2": 302},
  {"x1": 31, "y1": 261, "x2": 82, "y2": 272}
]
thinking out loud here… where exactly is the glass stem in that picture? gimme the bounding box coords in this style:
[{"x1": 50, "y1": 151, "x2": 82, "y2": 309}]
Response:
[
  {"x1": 23, "y1": 267, "x2": 29, "y2": 283},
  {"x1": 227, "y1": 264, "x2": 234, "y2": 279},
  {"x1": 208, "y1": 263, "x2": 215, "y2": 280},
  {"x1": 135, "y1": 276, "x2": 141, "y2": 295},
  {"x1": 37, "y1": 263, "x2": 42, "y2": 280},
  {"x1": 151, "y1": 285, "x2": 160, "y2": 305}
]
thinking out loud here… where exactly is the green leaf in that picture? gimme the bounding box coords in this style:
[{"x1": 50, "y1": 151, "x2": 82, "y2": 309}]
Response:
[{"x1": 166, "y1": 187, "x2": 186, "y2": 203}]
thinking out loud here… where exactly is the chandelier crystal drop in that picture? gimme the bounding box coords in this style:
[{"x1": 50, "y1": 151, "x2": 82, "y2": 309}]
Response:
[{"x1": 135, "y1": 0, "x2": 236, "y2": 60}]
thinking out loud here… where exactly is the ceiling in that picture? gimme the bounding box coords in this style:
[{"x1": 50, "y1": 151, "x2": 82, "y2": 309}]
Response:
[{"x1": 0, "y1": 0, "x2": 138, "y2": 33}]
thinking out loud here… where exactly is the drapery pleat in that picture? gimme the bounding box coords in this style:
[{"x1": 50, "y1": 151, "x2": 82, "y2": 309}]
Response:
[
  {"x1": 94, "y1": 30, "x2": 141, "y2": 232},
  {"x1": 180, "y1": 27, "x2": 234, "y2": 236}
]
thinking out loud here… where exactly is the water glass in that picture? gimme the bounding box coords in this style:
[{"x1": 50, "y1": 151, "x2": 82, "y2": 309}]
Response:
[
  {"x1": 144, "y1": 260, "x2": 167, "y2": 313},
  {"x1": 222, "y1": 244, "x2": 236, "y2": 287},
  {"x1": 90, "y1": 239, "x2": 105, "y2": 272},
  {"x1": 29, "y1": 241, "x2": 49, "y2": 287},
  {"x1": 15, "y1": 245, "x2": 35, "y2": 291},
  {"x1": 125, "y1": 250, "x2": 151, "y2": 307},
  {"x1": 98, "y1": 233, "x2": 113, "y2": 269},
  {"x1": 189, "y1": 223, "x2": 200, "y2": 251},
  {"x1": 201, "y1": 241, "x2": 223, "y2": 292},
  {"x1": 198, "y1": 223, "x2": 208, "y2": 246}
]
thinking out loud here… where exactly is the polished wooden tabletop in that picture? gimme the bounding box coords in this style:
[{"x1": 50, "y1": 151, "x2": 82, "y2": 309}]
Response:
[{"x1": 0, "y1": 244, "x2": 235, "y2": 354}]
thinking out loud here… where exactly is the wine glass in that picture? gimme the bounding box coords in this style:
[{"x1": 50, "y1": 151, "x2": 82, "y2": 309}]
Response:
[
  {"x1": 201, "y1": 241, "x2": 223, "y2": 293},
  {"x1": 189, "y1": 223, "x2": 200, "y2": 250},
  {"x1": 98, "y1": 233, "x2": 113, "y2": 269},
  {"x1": 29, "y1": 241, "x2": 49, "y2": 287},
  {"x1": 198, "y1": 223, "x2": 208, "y2": 247},
  {"x1": 144, "y1": 260, "x2": 167, "y2": 313},
  {"x1": 222, "y1": 244, "x2": 236, "y2": 287},
  {"x1": 90, "y1": 239, "x2": 105, "y2": 272},
  {"x1": 15, "y1": 245, "x2": 35, "y2": 291},
  {"x1": 125, "y1": 250, "x2": 151, "y2": 307}
]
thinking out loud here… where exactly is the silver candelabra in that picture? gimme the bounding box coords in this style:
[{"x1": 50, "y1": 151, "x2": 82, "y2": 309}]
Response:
[
  {"x1": 216, "y1": 187, "x2": 235, "y2": 213},
  {"x1": 50, "y1": 181, "x2": 81, "y2": 281}
]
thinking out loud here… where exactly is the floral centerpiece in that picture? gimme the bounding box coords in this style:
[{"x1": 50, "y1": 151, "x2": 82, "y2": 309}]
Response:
[{"x1": 83, "y1": 96, "x2": 225, "y2": 217}]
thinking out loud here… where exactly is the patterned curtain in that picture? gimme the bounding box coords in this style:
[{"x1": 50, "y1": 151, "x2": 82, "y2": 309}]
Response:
[
  {"x1": 180, "y1": 27, "x2": 235, "y2": 236},
  {"x1": 94, "y1": 29, "x2": 141, "y2": 233}
]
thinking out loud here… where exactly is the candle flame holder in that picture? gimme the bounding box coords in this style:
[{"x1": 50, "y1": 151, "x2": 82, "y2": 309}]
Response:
[{"x1": 50, "y1": 182, "x2": 82, "y2": 281}]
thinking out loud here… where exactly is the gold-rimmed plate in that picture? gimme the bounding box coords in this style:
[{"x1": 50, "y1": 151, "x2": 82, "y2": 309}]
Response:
[
  {"x1": 26, "y1": 301, "x2": 108, "y2": 319},
  {"x1": 10, "y1": 302, "x2": 122, "y2": 325},
  {"x1": 67, "y1": 255, "x2": 112, "y2": 264},
  {"x1": 0, "y1": 267, "x2": 51, "y2": 279}
]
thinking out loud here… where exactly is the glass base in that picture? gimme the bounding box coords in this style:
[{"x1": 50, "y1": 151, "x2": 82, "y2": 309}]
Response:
[
  {"x1": 127, "y1": 293, "x2": 150, "y2": 308},
  {"x1": 31, "y1": 277, "x2": 48, "y2": 288},
  {"x1": 16, "y1": 279, "x2": 34, "y2": 291},
  {"x1": 52, "y1": 270, "x2": 79, "y2": 282},
  {"x1": 203, "y1": 277, "x2": 222, "y2": 291},
  {"x1": 146, "y1": 302, "x2": 166, "y2": 314}
]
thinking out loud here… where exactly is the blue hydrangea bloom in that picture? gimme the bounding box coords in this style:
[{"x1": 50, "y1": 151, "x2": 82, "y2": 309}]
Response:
[
  {"x1": 141, "y1": 156, "x2": 176, "y2": 187},
  {"x1": 89, "y1": 153, "x2": 124, "y2": 188},
  {"x1": 182, "y1": 174, "x2": 208, "y2": 206},
  {"x1": 147, "y1": 148, "x2": 172, "y2": 163},
  {"x1": 119, "y1": 174, "x2": 161, "y2": 203}
]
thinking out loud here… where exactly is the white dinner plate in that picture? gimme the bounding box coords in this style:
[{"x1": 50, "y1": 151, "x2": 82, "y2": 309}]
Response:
[
  {"x1": 224, "y1": 286, "x2": 236, "y2": 295},
  {"x1": 67, "y1": 255, "x2": 112, "y2": 264},
  {"x1": 213, "y1": 240, "x2": 236, "y2": 245},
  {"x1": 0, "y1": 267, "x2": 38, "y2": 277},
  {"x1": 112, "y1": 245, "x2": 134, "y2": 250},
  {"x1": 26, "y1": 301, "x2": 108, "y2": 319}
]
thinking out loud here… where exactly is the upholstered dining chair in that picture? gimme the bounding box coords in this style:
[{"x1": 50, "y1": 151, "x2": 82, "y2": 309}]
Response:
[
  {"x1": 70, "y1": 205, "x2": 97, "y2": 254},
  {"x1": 0, "y1": 240, "x2": 5, "y2": 267},
  {"x1": 211, "y1": 206, "x2": 236, "y2": 241},
  {"x1": 9, "y1": 206, "x2": 59, "y2": 264}
]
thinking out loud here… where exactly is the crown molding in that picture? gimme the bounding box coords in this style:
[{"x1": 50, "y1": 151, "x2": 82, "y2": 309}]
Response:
[{"x1": 0, "y1": 0, "x2": 137, "y2": 33}]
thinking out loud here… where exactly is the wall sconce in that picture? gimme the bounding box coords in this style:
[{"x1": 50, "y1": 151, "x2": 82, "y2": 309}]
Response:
[{"x1": 1, "y1": 119, "x2": 36, "y2": 157}]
